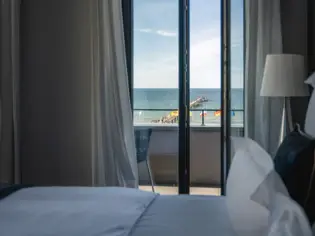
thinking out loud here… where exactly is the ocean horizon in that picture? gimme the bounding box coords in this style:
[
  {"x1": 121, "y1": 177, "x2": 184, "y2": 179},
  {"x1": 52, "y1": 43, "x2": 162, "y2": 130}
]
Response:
[{"x1": 133, "y1": 88, "x2": 244, "y2": 125}]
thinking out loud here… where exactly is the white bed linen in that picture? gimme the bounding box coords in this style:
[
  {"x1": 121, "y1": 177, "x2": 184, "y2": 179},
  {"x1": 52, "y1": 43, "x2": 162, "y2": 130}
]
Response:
[
  {"x1": 0, "y1": 187, "x2": 268, "y2": 236},
  {"x1": 267, "y1": 193, "x2": 312, "y2": 236},
  {"x1": 131, "y1": 195, "x2": 237, "y2": 236},
  {"x1": 131, "y1": 195, "x2": 268, "y2": 236},
  {"x1": 0, "y1": 187, "x2": 156, "y2": 236}
]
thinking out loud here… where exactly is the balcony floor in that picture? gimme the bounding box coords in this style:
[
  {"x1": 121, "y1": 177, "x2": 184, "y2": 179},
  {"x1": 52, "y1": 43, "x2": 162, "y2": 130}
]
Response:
[{"x1": 139, "y1": 185, "x2": 220, "y2": 196}]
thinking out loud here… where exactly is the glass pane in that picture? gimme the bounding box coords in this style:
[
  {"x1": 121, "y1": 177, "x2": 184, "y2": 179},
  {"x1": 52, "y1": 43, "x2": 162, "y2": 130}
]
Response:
[
  {"x1": 189, "y1": 0, "x2": 221, "y2": 196},
  {"x1": 229, "y1": 0, "x2": 245, "y2": 187},
  {"x1": 231, "y1": 0, "x2": 244, "y2": 138},
  {"x1": 133, "y1": 0, "x2": 179, "y2": 195}
]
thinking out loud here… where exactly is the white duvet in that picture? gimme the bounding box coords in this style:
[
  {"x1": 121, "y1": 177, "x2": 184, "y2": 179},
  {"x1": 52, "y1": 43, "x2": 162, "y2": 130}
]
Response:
[
  {"x1": 0, "y1": 187, "x2": 156, "y2": 236},
  {"x1": 1, "y1": 186, "x2": 306, "y2": 236},
  {"x1": 0, "y1": 187, "x2": 265, "y2": 236}
]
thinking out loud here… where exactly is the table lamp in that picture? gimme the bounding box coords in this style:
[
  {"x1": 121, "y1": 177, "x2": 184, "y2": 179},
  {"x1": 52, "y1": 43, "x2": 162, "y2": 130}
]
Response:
[{"x1": 260, "y1": 54, "x2": 309, "y2": 141}]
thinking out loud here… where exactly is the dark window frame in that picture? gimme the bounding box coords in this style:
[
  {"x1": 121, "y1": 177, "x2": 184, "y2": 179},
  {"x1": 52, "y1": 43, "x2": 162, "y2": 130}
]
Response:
[{"x1": 123, "y1": 0, "x2": 233, "y2": 195}]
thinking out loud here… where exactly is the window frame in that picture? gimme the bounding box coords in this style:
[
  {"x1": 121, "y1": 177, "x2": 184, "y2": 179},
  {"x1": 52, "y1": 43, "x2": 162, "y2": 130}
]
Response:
[{"x1": 124, "y1": 0, "x2": 235, "y2": 195}]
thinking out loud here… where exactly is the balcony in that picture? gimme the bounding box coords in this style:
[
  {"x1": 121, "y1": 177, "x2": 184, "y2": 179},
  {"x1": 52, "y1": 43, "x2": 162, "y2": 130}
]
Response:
[{"x1": 135, "y1": 109, "x2": 244, "y2": 189}]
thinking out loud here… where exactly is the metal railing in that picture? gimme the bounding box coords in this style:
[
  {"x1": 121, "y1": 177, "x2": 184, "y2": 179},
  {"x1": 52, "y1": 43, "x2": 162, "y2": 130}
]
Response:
[{"x1": 134, "y1": 108, "x2": 244, "y2": 127}]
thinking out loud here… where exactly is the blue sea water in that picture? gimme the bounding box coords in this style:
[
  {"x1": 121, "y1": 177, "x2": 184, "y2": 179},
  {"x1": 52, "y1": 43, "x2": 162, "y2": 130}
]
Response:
[{"x1": 133, "y1": 88, "x2": 244, "y2": 125}]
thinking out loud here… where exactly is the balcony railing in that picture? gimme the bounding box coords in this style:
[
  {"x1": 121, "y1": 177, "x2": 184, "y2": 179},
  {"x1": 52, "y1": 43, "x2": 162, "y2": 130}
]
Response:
[{"x1": 134, "y1": 108, "x2": 244, "y2": 127}]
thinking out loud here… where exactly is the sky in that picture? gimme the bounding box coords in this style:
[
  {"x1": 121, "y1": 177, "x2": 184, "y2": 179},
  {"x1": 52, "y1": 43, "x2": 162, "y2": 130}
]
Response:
[{"x1": 133, "y1": 0, "x2": 244, "y2": 89}]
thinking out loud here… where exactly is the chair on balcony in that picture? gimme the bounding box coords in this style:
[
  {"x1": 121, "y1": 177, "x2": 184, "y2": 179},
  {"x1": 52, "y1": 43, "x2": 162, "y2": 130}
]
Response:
[{"x1": 135, "y1": 128, "x2": 155, "y2": 192}]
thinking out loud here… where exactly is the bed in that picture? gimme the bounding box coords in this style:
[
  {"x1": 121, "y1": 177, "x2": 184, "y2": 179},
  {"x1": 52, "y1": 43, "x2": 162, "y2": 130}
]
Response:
[
  {"x1": 0, "y1": 186, "x2": 268, "y2": 236},
  {"x1": 1, "y1": 77, "x2": 314, "y2": 236}
]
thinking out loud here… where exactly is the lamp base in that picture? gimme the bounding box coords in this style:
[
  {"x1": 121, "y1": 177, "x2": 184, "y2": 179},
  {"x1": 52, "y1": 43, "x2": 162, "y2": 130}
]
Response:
[{"x1": 280, "y1": 97, "x2": 294, "y2": 144}]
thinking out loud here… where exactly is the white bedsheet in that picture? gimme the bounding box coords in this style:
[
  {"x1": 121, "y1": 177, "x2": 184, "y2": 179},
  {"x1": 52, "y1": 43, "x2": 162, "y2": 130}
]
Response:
[
  {"x1": 132, "y1": 195, "x2": 245, "y2": 236},
  {"x1": 0, "y1": 187, "x2": 266, "y2": 236},
  {"x1": 0, "y1": 187, "x2": 155, "y2": 236}
]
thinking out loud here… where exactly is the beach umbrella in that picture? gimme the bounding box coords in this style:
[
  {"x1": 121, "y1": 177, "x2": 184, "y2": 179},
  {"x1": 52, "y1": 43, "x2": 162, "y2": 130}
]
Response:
[
  {"x1": 214, "y1": 110, "x2": 221, "y2": 117},
  {"x1": 170, "y1": 110, "x2": 193, "y2": 117},
  {"x1": 214, "y1": 110, "x2": 236, "y2": 117}
]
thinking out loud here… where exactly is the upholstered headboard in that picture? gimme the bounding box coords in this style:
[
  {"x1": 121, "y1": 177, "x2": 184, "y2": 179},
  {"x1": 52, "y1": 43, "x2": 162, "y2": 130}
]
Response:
[{"x1": 0, "y1": 184, "x2": 30, "y2": 200}]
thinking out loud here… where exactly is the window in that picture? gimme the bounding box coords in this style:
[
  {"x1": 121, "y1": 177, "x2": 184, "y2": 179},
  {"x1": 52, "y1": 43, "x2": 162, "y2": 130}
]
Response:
[
  {"x1": 231, "y1": 0, "x2": 244, "y2": 128},
  {"x1": 133, "y1": 0, "x2": 244, "y2": 128},
  {"x1": 132, "y1": 0, "x2": 244, "y2": 195},
  {"x1": 133, "y1": 0, "x2": 179, "y2": 126}
]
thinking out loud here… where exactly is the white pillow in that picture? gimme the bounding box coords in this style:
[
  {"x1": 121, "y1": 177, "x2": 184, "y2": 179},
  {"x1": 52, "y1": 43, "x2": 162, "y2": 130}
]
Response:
[
  {"x1": 226, "y1": 138, "x2": 299, "y2": 236},
  {"x1": 305, "y1": 74, "x2": 315, "y2": 138},
  {"x1": 305, "y1": 72, "x2": 315, "y2": 87},
  {"x1": 226, "y1": 149, "x2": 270, "y2": 236},
  {"x1": 227, "y1": 137, "x2": 274, "y2": 199},
  {"x1": 251, "y1": 170, "x2": 289, "y2": 210},
  {"x1": 227, "y1": 138, "x2": 275, "y2": 236},
  {"x1": 267, "y1": 193, "x2": 312, "y2": 236},
  {"x1": 229, "y1": 137, "x2": 289, "y2": 210}
]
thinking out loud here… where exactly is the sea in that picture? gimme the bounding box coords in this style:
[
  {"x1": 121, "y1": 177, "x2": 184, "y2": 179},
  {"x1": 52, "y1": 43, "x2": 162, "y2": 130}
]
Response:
[{"x1": 133, "y1": 88, "x2": 244, "y2": 126}]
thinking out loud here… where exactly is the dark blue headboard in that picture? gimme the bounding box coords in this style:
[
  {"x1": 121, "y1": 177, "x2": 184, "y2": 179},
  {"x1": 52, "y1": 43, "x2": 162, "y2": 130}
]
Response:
[{"x1": 0, "y1": 184, "x2": 32, "y2": 200}]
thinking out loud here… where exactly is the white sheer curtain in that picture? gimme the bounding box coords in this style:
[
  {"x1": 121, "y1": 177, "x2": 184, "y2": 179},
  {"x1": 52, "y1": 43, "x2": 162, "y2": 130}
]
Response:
[
  {"x1": 0, "y1": 0, "x2": 21, "y2": 184},
  {"x1": 245, "y1": 0, "x2": 284, "y2": 156},
  {"x1": 90, "y1": 0, "x2": 138, "y2": 187}
]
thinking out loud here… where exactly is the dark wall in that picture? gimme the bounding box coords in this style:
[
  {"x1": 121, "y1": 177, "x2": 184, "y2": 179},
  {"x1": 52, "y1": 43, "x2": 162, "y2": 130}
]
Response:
[
  {"x1": 281, "y1": 0, "x2": 310, "y2": 127},
  {"x1": 20, "y1": 0, "x2": 93, "y2": 185},
  {"x1": 308, "y1": 0, "x2": 315, "y2": 73},
  {"x1": 0, "y1": 2, "x2": 14, "y2": 183}
]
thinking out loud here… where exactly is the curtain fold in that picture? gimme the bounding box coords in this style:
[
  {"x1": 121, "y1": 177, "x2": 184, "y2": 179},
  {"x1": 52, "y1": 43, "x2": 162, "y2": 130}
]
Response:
[
  {"x1": 90, "y1": 0, "x2": 138, "y2": 187},
  {"x1": 0, "y1": 0, "x2": 21, "y2": 184},
  {"x1": 245, "y1": 0, "x2": 284, "y2": 156}
]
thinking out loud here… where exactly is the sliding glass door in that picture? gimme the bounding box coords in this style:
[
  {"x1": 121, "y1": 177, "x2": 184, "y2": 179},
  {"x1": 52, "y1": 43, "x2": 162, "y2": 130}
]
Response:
[
  {"x1": 133, "y1": 0, "x2": 180, "y2": 194},
  {"x1": 188, "y1": 0, "x2": 222, "y2": 196},
  {"x1": 230, "y1": 1, "x2": 245, "y2": 146},
  {"x1": 129, "y1": 0, "x2": 244, "y2": 195},
  {"x1": 232, "y1": 0, "x2": 245, "y2": 138},
  {"x1": 220, "y1": 0, "x2": 245, "y2": 195}
]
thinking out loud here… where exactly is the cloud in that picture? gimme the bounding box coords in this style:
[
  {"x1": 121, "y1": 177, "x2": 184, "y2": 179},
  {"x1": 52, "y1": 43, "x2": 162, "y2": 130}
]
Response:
[
  {"x1": 156, "y1": 30, "x2": 177, "y2": 37},
  {"x1": 138, "y1": 28, "x2": 153, "y2": 33},
  {"x1": 135, "y1": 28, "x2": 177, "y2": 37},
  {"x1": 134, "y1": 29, "x2": 221, "y2": 88},
  {"x1": 190, "y1": 36, "x2": 221, "y2": 88},
  {"x1": 134, "y1": 26, "x2": 243, "y2": 88}
]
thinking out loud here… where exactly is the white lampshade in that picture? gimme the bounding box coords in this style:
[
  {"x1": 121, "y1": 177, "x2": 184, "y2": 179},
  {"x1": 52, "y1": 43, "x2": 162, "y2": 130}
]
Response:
[{"x1": 260, "y1": 54, "x2": 310, "y2": 97}]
